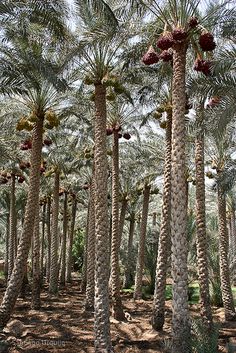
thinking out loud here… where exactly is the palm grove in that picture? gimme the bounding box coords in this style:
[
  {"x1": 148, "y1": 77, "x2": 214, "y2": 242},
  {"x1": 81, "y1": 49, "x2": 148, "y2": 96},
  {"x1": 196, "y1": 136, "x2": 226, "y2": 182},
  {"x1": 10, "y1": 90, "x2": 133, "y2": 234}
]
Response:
[{"x1": 0, "y1": 0, "x2": 235, "y2": 352}]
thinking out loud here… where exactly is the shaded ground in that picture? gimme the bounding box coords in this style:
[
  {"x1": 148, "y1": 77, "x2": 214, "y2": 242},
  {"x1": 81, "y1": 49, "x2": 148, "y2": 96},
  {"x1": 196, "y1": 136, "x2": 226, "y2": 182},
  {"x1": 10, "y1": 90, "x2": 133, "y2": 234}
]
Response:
[{"x1": 0, "y1": 278, "x2": 235, "y2": 353}]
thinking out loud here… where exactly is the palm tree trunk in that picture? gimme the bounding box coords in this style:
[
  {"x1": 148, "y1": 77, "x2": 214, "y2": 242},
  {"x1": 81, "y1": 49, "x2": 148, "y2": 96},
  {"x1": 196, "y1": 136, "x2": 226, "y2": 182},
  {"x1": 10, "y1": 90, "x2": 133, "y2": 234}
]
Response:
[
  {"x1": 170, "y1": 43, "x2": 191, "y2": 353},
  {"x1": 119, "y1": 199, "x2": 128, "y2": 245},
  {"x1": 230, "y1": 208, "x2": 236, "y2": 284},
  {"x1": 133, "y1": 184, "x2": 151, "y2": 300},
  {"x1": 195, "y1": 109, "x2": 212, "y2": 324},
  {"x1": 217, "y1": 185, "x2": 236, "y2": 320},
  {"x1": 66, "y1": 196, "x2": 77, "y2": 283},
  {"x1": 94, "y1": 83, "x2": 112, "y2": 352},
  {"x1": 0, "y1": 117, "x2": 43, "y2": 327},
  {"x1": 59, "y1": 192, "x2": 68, "y2": 286},
  {"x1": 8, "y1": 174, "x2": 17, "y2": 280},
  {"x1": 123, "y1": 213, "x2": 135, "y2": 288},
  {"x1": 49, "y1": 170, "x2": 60, "y2": 294},
  {"x1": 40, "y1": 202, "x2": 46, "y2": 280},
  {"x1": 31, "y1": 200, "x2": 41, "y2": 309},
  {"x1": 46, "y1": 197, "x2": 51, "y2": 282},
  {"x1": 4, "y1": 213, "x2": 10, "y2": 279},
  {"x1": 85, "y1": 179, "x2": 96, "y2": 310},
  {"x1": 152, "y1": 112, "x2": 172, "y2": 330},
  {"x1": 110, "y1": 130, "x2": 125, "y2": 320},
  {"x1": 80, "y1": 207, "x2": 89, "y2": 292}
]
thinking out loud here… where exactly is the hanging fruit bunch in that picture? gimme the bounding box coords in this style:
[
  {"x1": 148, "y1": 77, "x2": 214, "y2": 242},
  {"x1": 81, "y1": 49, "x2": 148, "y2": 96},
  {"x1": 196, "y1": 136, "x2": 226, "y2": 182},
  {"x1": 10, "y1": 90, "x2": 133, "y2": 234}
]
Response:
[
  {"x1": 159, "y1": 49, "x2": 173, "y2": 62},
  {"x1": 193, "y1": 58, "x2": 212, "y2": 76},
  {"x1": 43, "y1": 138, "x2": 53, "y2": 146},
  {"x1": 159, "y1": 120, "x2": 167, "y2": 129},
  {"x1": 142, "y1": 18, "x2": 216, "y2": 75},
  {"x1": 123, "y1": 132, "x2": 131, "y2": 140},
  {"x1": 44, "y1": 109, "x2": 60, "y2": 130},
  {"x1": 0, "y1": 172, "x2": 8, "y2": 184},
  {"x1": 19, "y1": 161, "x2": 31, "y2": 170},
  {"x1": 83, "y1": 146, "x2": 94, "y2": 160},
  {"x1": 157, "y1": 31, "x2": 174, "y2": 50},
  {"x1": 20, "y1": 139, "x2": 32, "y2": 151},
  {"x1": 106, "y1": 123, "x2": 131, "y2": 140},
  {"x1": 199, "y1": 32, "x2": 216, "y2": 52},
  {"x1": 142, "y1": 45, "x2": 159, "y2": 65},
  {"x1": 17, "y1": 175, "x2": 25, "y2": 184},
  {"x1": 16, "y1": 116, "x2": 34, "y2": 132}
]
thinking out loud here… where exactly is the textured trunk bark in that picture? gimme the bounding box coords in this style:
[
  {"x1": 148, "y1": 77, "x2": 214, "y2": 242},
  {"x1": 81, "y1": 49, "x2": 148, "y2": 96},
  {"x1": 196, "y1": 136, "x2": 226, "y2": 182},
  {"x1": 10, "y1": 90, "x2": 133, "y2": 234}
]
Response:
[
  {"x1": 230, "y1": 208, "x2": 236, "y2": 284},
  {"x1": 85, "y1": 179, "x2": 96, "y2": 310},
  {"x1": 4, "y1": 213, "x2": 10, "y2": 279},
  {"x1": 40, "y1": 202, "x2": 46, "y2": 281},
  {"x1": 46, "y1": 197, "x2": 51, "y2": 282},
  {"x1": 8, "y1": 174, "x2": 17, "y2": 280},
  {"x1": 170, "y1": 43, "x2": 191, "y2": 353},
  {"x1": 66, "y1": 197, "x2": 77, "y2": 283},
  {"x1": 217, "y1": 185, "x2": 236, "y2": 320},
  {"x1": 94, "y1": 83, "x2": 112, "y2": 352},
  {"x1": 31, "y1": 200, "x2": 41, "y2": 309},
  {"x1": 133, "y1": 184, "x2": 151, "y2": 300},
  {"x1": 80, "y1": 205, "x2": 89, "y2": 292},
  {"x1": 119, "y1": 199, "x2": 128, "y2": 247},
  {"x1": 110, "y1": 130, "x2": 125, "y2": 320},
  {"x1": 152, "y1": 112, "x2": 172, "y2": 330},
  {"x1": 60, "y1": 192, "x2": 68, "y2": 286},
  {"x1": 195, "y1": 108, "x2": 212, "y2": 324},
  {"x1": 0, "y1": 117, "x2": 43, "y2": 327},
  {"x1": 123, "y1": 214, "x2": 135, "y2": 289},
  {"x1": 49, "y1": 170, "x2": 60, "y2": 294}
]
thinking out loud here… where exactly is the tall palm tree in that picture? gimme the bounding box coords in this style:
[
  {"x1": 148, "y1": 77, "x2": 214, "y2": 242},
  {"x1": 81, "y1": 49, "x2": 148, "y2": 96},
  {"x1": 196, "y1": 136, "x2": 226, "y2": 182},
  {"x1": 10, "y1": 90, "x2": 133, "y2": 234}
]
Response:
[
  {"x1": 73, "y1": 1, "x2": 135, "y2": 349},
  {"x1": 59, "y1": 191, "x2": 68, "y2": 286},
  {"x1": 49, "y1": 169, "x2": 60, "y2": 294},
  {"x1": 127, "y1": 1, "x2": 232, "y2": 349},
  {"x1": 152, "y1": 110, "x2": 172, "y2": 329},
  {"x1": 134, "y1": 182, "x2": 151, "y2": 299},
  {"x1": 85, "y1": 177, "x2": 96, "y2": 310},
  {"x1": 0, "y1": 24, "x2": 68, "y2": 326},
  {"x1": 31, "y1": 199, "x2": 41, "y2": 309},
  {"x1": 8, "y1": 174, "x2": 17, "y2": 280},
  {"x1": 0, "y1": 115, "x2": 44, "y2": 326},
  {"x1": 194, "y1": 106, "x2": 212, "y2": 324},
  {"x1": 110, "y1": 128, "x2": 126, "y2": 320},
  {"x1": 66, "y1": 195, "x2": 77, "y2": 283}
]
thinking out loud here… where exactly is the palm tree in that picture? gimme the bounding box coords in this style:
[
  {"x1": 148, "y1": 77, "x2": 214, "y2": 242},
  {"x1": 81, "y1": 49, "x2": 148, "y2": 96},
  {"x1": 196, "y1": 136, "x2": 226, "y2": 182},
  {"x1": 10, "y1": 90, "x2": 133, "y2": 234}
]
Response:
[
  {"x1": 66, "y1": 195, "x2": 77, "y2": 283},
  {"x1": 40, "y1": 201, "x2": 47, "y2": 280},
  {"x1": 31, "y1": 199, "x2": 41, "y2": 309},
  {"x1": 59, "y1": 191, "x2": 68, "y2": 286},
  {"x1": 127, "y1": 1, "x2": 233, "y2": 349},
  {"x1": 8, "y1": 174, "x2": 17, "y2": 280},
  {"x1": 152, "y1": 109, "x2": 172, "y2": 329},
  {"x1": 46, "y1": 196, "x2": 51, "y2": 282},
  {"x1": 72, "y1": 1, "x2": 135, "y2": 349},
  {"x1": 123, "y1": 211, "x2": 136, "y2": 288},
  {"x1": 0, "y1": 28, "x2": 68, "y2": 326},
  {"x1": 49, "y1": 169, "x2": 60, "y2": 294},
  {"x1": 85, "y1": 176, "x2": 96, "y2": 310},
  {"x1": 194, "y1": 105, "x2": 212, "y2": 324}
]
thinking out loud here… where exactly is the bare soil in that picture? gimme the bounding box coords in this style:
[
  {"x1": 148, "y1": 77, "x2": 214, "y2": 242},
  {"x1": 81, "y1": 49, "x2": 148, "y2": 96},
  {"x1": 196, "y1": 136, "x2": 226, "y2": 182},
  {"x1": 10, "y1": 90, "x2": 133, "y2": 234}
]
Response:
[{"x1": 0, "y1": 278, "x2": 235, "y2": 353}]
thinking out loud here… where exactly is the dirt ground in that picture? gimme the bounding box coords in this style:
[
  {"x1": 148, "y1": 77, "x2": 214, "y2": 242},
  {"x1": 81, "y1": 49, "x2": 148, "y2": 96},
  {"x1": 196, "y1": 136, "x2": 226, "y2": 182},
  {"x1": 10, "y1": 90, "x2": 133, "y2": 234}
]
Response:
[{"x1": 0, "y1": 278, "x2": 235, "y2": 353}]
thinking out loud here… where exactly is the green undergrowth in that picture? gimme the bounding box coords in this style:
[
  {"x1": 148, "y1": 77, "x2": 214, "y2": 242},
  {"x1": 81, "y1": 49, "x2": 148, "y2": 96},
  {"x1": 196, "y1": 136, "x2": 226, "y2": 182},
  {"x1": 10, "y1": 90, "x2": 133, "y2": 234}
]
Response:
[{"x1": 121, "y1": 282, "x2": 236, "y2": 305}]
